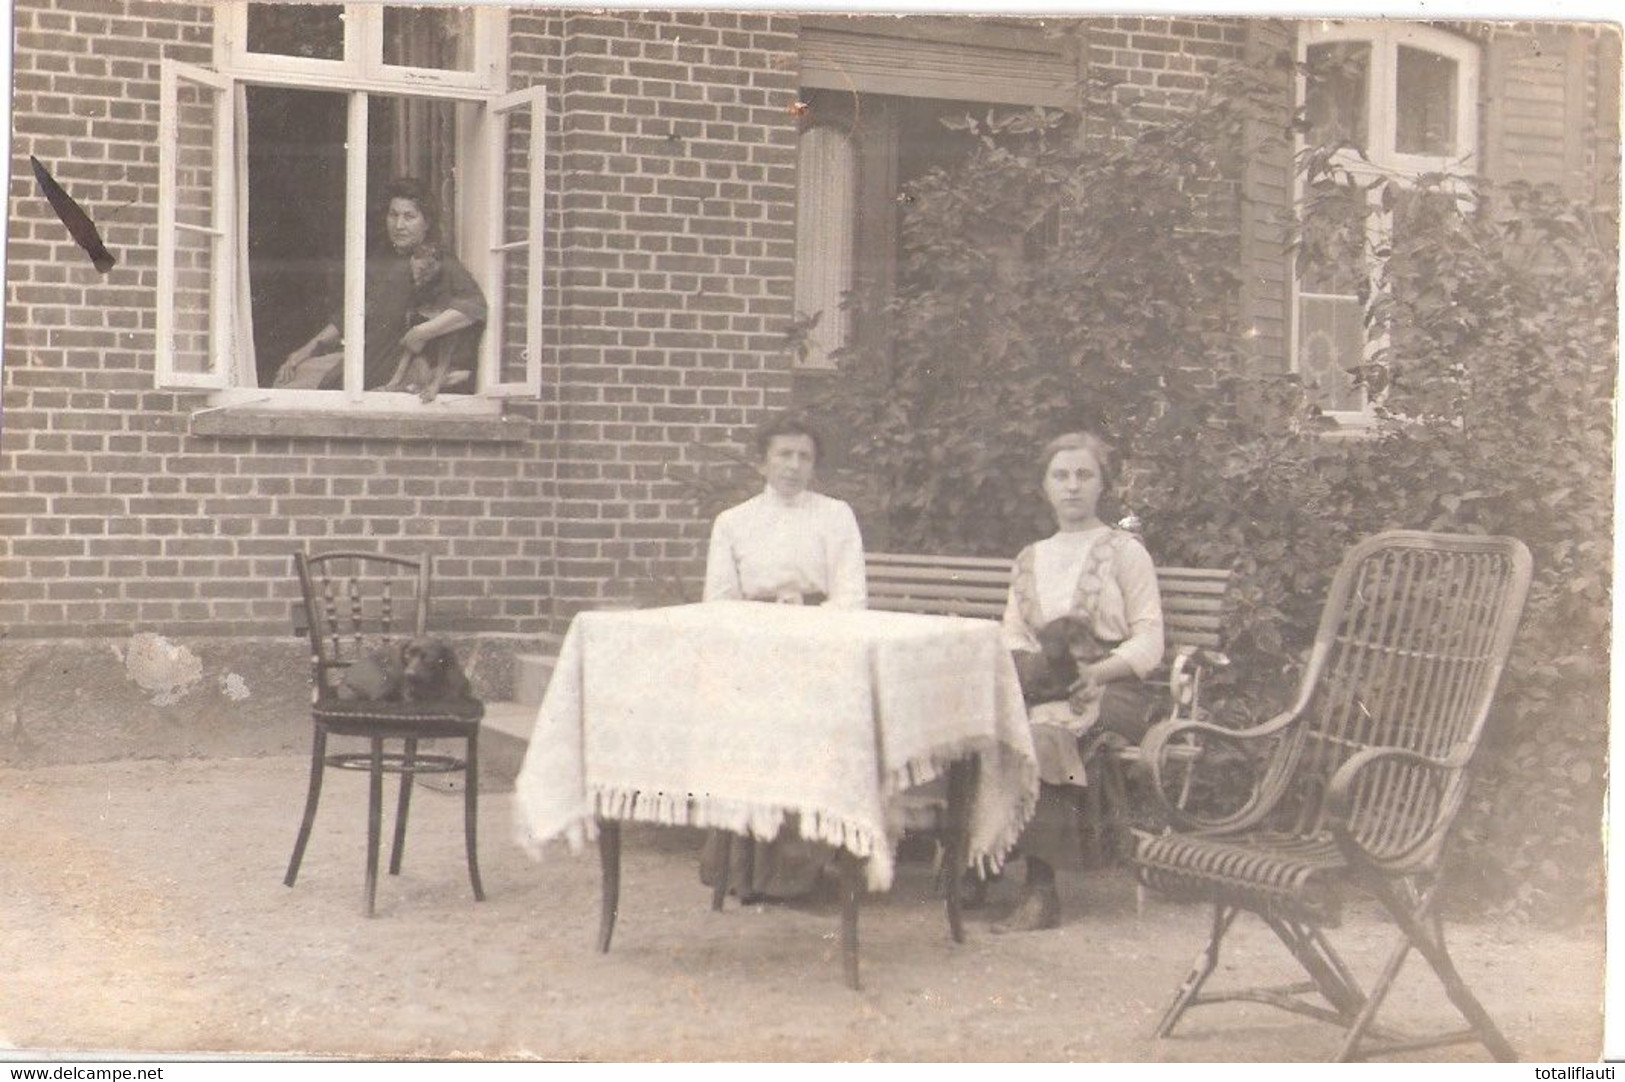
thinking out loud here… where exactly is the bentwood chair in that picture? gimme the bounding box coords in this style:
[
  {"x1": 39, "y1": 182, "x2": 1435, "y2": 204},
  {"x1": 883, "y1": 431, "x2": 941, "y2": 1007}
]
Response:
[
  {"x1": 284, "y1": 551, "x2": 485, "y2": 916},
  {"x1": 1132, "y1": 531, "x2": 1532, "y2": 1061}
]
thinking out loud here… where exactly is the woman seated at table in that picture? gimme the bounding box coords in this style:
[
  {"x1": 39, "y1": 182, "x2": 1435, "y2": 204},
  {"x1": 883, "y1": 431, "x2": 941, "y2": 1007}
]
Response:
[
  {"x1": 698, "y1": 410, "x2": 867, "y2": 900},
  {"x1": 995, "y1": 430, "x2": 1163, "y2": 932}
]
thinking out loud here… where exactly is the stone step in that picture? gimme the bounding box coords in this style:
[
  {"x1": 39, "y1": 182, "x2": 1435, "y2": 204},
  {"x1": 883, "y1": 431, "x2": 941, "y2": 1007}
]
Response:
[
  {"x1": 512, "y1": 652, "x2": 559, "y2": 708},
  {"x1": 414, "y1": 699, "x2": 534, "y2": 796}
]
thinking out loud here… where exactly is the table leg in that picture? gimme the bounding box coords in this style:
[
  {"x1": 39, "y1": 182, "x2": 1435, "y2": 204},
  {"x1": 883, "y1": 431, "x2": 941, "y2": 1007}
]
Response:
[
  {"x1": 740, "y1": 836, "x2": 757, "y2": 895},
  {"x1": 597, "y1": 820, "x2": 621, "y2": 953},
  {"x1": 839, "y1": 852, "x2": 863, "y2": 990},
  {"x1": 944, "y1": 755, "x2": 980, "y2": 944},
  {"x1": 709, "y1": 830, "x2": 731, "y2": 911}
]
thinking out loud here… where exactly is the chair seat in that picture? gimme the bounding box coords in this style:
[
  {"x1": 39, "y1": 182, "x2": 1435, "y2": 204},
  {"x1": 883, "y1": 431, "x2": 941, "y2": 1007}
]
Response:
[
  {"x1": 1132, "y1": 829, "x2": 1347, "y2": 925},
  {"x1": 314, "y1": 696, "x2": 484, "y2": 736}
]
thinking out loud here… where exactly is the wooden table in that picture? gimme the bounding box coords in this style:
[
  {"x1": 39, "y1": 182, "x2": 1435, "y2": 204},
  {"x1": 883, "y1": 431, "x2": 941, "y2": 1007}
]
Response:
[{"x1": 512, "y1": 601, "x2": 1037, "y2": 989}]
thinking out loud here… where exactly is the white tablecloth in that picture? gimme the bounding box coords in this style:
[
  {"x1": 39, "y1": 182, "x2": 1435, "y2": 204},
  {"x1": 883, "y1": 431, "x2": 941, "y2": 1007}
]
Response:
[{"x1": 512, "y1": 601, "x2": 1038, "y2": 891}]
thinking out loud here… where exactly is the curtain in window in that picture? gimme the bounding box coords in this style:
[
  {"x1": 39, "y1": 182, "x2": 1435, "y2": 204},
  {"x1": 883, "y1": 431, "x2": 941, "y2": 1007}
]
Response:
[
  {"x1": 793, "y1": 126, "x2": 856, "y2": 369},
  {"x1": 388, "y1": 99, "x2": 457, "y2": 249},
  {"x1": 387, "y1": 19, "x2": 461, "y2": 248}
]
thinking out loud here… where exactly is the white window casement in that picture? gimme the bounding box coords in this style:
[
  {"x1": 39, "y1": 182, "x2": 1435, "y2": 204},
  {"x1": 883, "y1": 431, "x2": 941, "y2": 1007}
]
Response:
[
  {"x1": 159, "y1": 3, "x2": 543, "y2": 415},
  {"x1": 1291, "y1": 22, "x2": 1480, "y2": 425}
]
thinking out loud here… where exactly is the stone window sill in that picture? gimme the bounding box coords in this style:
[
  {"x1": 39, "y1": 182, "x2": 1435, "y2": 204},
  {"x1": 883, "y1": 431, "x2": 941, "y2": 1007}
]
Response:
[{"x1": 188, "y1": 408, "x2": 530, "y2": 444}]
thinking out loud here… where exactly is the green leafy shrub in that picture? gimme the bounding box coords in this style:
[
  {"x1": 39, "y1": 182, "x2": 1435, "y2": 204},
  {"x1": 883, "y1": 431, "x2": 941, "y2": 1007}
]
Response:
[{"x1": 811, "y1": 62, "x2": 1614, "y2": 923}]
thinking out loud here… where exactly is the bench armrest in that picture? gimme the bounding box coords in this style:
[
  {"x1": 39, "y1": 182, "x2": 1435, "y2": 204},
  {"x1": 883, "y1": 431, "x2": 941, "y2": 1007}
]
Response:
[
  {"x1": 1325, "y1": 744, "x2": 1469, "y2": 874},
  {"x1": 1138, "y1": 708, "x2": 1300, "y2": 834},
  {"x1": 1164, "y1": 643, "x2": 1229, "y2": 722}
]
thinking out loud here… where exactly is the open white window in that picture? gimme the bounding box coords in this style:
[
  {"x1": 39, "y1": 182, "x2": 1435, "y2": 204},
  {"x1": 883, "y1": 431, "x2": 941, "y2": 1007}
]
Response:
[
  {"x1": 157, "y1": 4, "x2": 543, "y2": 412},
  {"x1": 483, "y1": 86, "x2": 545, "y2": 397},
  {"x1": 156, "y1": 63, "x2": 235, "y2": 389},
  {"x1": 1291, "y1": 22, "x2": 1479, "y2": 423}
]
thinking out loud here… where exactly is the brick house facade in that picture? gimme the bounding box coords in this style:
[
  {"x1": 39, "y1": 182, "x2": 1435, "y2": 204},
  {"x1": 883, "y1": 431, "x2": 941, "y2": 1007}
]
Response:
[{"x1": 3, "y1": 5, "x2": 1618, "y2": 648}]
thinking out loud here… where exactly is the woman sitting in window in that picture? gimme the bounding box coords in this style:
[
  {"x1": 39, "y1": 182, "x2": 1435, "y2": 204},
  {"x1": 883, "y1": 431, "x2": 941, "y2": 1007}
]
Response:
[
  {"x1": 995, "y1": 430, "x2": 1164, "y2": 932},
  {"x1": 273, "y1": 178, "x2": 487, "y2": 395},
  {"x1": 698, "y1": 410, "x2": 867, "y2": 900}
]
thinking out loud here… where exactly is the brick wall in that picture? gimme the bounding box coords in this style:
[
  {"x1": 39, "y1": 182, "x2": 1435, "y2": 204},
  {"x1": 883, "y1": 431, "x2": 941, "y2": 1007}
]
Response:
[
  {"x1": 541, "y1": 11, "x2": 801, "y2": 614},
  {"x1": 2, "y1": 0, "x2": 560, "y2": 639},
  {"x1": 2, "y1": 4, "x2": 801, "y2": 639},
  {"x1": 1083, "y1": 17, "x2": 1249, "y2": 125}
]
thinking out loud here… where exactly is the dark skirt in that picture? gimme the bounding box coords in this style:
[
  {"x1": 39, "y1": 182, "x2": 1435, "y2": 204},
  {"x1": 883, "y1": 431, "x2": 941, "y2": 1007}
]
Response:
[
  {"x1": 1019, "y1": 679, "x2": 1157, "y2": 868},
  {"x1": 698, "y1": 815, "x2": 838, "y2": 900}
]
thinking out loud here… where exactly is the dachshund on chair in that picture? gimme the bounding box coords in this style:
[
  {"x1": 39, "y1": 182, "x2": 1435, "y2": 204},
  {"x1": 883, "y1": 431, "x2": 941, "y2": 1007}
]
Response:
[{"x1": 338, "y1": 637, "x2": 475, "y2": 706}]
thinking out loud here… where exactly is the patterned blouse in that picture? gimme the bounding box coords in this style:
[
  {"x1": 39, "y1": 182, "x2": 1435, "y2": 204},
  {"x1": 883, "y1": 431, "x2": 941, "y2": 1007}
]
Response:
[{"x1": 1001, "y1": 525, "x2": 1164, "y2": 735}]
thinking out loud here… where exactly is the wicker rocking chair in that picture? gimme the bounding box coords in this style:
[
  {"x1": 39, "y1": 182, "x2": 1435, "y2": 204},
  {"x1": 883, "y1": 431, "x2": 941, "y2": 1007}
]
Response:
[{"x1": 1131, "y1": 530, "x2": 1532, "y2": 1061}]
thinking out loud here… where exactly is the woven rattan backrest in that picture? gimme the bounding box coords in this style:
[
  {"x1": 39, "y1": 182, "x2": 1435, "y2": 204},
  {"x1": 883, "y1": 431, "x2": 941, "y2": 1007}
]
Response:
[
  {"x1": 1276, "y1": 532, "x2": 1531, "y2": 842},
  {"x1": 294, "y1": 551, "x2": 431, "y2": 694}
]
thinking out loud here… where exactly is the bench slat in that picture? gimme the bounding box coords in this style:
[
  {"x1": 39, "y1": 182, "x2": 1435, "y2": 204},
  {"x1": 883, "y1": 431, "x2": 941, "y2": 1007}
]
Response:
[
  {"x1": 869, "y1": 582, "x2": 1009, "y2": 601},
  {"x1": 864, "y1": 551, "x2": 1232, "y2": 654},
  {"x1": 870, "y1": 598, "x2": 1007, "y2": 618},
  {"x1": 1163, "y1": 595, "x2": 1228, "y2": 614},
  {"x1": 868, "y1": 567, "x2": 1015, "y2": 587},
  {"x1": 1153, "y1": 577, "x2": 1231, "y2": 596},
  {"x1": 866, "y1": 553, "x2": 1016, "y2": 569}
]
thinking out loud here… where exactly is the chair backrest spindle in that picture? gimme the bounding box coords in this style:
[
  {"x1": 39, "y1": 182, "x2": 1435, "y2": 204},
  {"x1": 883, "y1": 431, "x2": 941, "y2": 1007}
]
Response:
[
  {"x1": 293, "y1": 551, "x2": 434, "y2": 700},
  {"x1": 1276, "y1": 533, "x2": 1530, "y2": 848}
]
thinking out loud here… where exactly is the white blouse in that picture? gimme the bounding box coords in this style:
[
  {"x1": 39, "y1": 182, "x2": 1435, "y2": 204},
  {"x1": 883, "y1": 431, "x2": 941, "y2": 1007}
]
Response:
[{"x1": 702, "y1": 487, "x2": 867, "y2": 609}]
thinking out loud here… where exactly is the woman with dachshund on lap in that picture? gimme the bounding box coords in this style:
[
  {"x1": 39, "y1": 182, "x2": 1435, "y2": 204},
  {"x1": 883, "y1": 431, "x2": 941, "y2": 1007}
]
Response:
[
  {"x1": 273, "y1": 177, "x2": 486, "y2": 399},
  {"x1": 994, "y1": 430, "x2": 1164, "y2": 932}
]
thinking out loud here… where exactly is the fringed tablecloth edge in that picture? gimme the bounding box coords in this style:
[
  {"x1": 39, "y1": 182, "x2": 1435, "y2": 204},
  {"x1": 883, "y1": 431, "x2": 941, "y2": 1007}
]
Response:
[
  {"x1": 511, "y1": 782, "x2": 595, "y2": 860},
  {"x1": 590, "y1": 787, "x2": 900, "y2": 892},
  {"x1": 971, "y1": 753, "x2": 1040, "y2": 879},
  {"x1": 881, "y1": 732, "x2": 993, "y2": 794},
  {"x1": 882, "y1": 732, "x2": 1041, "y2": 879}
]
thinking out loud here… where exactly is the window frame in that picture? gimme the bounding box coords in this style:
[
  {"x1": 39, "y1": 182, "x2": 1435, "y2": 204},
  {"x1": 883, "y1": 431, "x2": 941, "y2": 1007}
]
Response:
[
  {"x1": 218, "y1": 3, "x2": 503, "y2": 96},
  {"x1": 1290, "y1": 22, "x2": 1480, "y2": 427},
  {"x1": 157, "y1": 4, "x2": 543, "y2": 414}
]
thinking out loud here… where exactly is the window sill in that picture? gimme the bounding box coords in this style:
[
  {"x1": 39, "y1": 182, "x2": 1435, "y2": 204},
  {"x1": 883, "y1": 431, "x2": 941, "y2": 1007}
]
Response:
[{"x1": 189, "y1": 407, "x2": 531, "y2": 444}]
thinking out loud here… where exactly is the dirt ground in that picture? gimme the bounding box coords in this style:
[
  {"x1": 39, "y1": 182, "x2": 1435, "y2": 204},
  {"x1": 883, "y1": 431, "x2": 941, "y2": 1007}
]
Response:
[{"x1": 0, "y1": 751, "x2": 1605, "y2": 1063}]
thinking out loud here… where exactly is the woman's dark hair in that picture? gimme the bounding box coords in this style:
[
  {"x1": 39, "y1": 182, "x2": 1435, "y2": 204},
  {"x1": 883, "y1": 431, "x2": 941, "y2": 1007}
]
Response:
[
  {"x1": 754, "y1": 410, "x2": 824, "y2": 464},
  {"x1": 1040, "y1": 430, "x2": 1116, "y2": 490},
  {"x1": 382, "y1": 177, "x2": 440, "y2": 237}
]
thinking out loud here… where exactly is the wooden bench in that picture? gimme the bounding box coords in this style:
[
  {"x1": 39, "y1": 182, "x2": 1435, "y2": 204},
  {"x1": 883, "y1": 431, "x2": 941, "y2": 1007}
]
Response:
[
  {"x1": 867, "y1": 550, "x2": 1234, "y2": 862},
  {"x1": 867, "y1": 550, "x2": 1232, "y2": 718}
]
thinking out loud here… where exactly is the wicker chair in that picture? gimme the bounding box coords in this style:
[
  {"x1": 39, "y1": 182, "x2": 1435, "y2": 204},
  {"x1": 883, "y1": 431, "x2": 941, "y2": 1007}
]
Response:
[
  {"x1": 1131, "y1": 531, "x2": 1532, "y2": 1061},
  {"x1": 283, "y1": 551, "x2": 485, "y2": 917}
]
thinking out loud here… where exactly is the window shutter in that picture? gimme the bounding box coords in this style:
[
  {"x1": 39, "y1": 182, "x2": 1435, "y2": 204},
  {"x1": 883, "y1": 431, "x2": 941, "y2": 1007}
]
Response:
[
  {"x1": 481, "y1": 85, "x2": 546, "y2": 398},
  {"x1": 1481, "y1": 26, "x2": 1596, "y2": 201},
  {"x1": 156, "y1": 61, "x2": 235, "y2": 389},
  {"x1": 1240, "y1": 20, "x2": 1296, "y2": 374}
]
